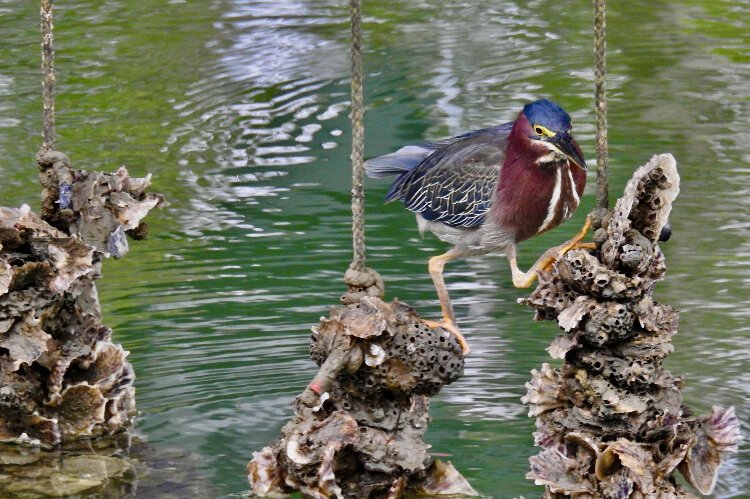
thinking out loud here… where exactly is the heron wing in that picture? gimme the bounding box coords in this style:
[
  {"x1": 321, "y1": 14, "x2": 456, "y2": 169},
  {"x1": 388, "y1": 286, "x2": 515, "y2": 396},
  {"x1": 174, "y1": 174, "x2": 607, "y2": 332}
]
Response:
[
  {"x1": 385, "y1": 124, "x2": 510, "y2": 228},
  {"x1": 365, "y1": 133, "x2": 473, "y2": 178}
]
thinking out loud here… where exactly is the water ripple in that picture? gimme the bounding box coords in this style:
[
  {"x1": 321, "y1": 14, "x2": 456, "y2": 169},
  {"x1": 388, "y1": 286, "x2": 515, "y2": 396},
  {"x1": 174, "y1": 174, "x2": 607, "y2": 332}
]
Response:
[{"x1": 1, "y1": 0, "x2": 749, "y2": 497}]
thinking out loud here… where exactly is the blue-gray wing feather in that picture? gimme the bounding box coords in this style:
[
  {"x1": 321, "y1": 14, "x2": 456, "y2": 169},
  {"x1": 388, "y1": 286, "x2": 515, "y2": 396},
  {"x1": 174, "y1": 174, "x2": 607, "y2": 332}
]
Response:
[
  {"x1": 383, "y1": 124, "x2": 510, "y2": 228},
  {"x1": 365, "y1": 138, "x2": 458, "y2": 178}
]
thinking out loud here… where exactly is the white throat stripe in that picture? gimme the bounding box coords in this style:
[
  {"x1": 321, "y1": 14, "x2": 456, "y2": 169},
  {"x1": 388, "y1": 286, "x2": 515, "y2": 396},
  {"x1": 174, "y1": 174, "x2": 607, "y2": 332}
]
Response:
[
  {"x1": 567, "y1": 167, "x2": 580, "y2": 205},
  {"x1": 538, "y1": 168, "x2": 561, "y2": 233}
]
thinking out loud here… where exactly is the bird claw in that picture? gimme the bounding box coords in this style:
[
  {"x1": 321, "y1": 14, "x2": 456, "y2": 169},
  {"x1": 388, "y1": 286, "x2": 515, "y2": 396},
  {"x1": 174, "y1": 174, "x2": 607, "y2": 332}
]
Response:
[
  {"x1": 510, "y1": 216, "x2": 596, "y2": 286},
  {"x1": 539, "y1": 243, "x2": 596, "y2": 272},
  {"x1": 421, "y1": 319, "x2": 471, "y2": 357},
  {"x1": 540, "y1": 216, "x2": 595, "y2": 271}
]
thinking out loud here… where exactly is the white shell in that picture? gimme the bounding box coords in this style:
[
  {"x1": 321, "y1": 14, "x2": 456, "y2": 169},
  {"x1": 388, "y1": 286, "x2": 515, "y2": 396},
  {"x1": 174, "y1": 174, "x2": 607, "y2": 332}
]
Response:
[
  {"x1": 312, "y1": 392, "x2": 330, "y2": 412},
  {"x1": 286, "y1": 439, "x2": 312, "y2": 465},
  {"x1": 364, "y1": 343, "x2": 385, "y2": 367}
]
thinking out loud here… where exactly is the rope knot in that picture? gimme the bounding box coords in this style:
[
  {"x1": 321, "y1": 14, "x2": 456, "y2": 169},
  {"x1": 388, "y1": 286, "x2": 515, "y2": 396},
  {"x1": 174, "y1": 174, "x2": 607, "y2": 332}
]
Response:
[{"x1": 341, "y1": 265, "x2": 384, "y2": 304}]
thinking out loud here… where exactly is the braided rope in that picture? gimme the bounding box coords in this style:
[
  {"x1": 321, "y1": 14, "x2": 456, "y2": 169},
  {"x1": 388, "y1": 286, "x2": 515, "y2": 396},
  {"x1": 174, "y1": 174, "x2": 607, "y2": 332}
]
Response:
[
  {"x1": 41, "y1": 0, "x2": 55, "y2": 150},
  {"x1": 349, "y1": 0, "x2": 366, "y2": 271},
  {"x1": 593, "y1": 0, "x2": 608, "y2": 210}
]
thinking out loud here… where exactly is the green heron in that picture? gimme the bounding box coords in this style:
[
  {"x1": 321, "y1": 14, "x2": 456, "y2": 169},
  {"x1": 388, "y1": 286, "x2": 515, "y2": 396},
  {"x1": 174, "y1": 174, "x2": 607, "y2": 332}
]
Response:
[{"x1": 366, "y1": 99, "x2": 591, "y2": 355}]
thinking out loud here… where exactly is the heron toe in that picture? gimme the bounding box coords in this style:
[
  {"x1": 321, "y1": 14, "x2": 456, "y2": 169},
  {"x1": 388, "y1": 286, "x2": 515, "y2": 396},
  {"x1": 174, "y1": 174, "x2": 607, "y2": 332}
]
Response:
[{"x1": 421, "y1": 318, "x2": 471, "y2": 357}]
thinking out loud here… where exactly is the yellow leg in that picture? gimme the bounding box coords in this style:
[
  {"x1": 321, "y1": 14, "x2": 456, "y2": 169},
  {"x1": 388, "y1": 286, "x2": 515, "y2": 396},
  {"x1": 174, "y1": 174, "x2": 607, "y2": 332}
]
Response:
[
  {"x1": 422, "y1": 250, "x2": 471, "y2": 356},
  {"x1": 428, "y1": 251, "x2": 458, "y2": 323},
  {"x1": 507, "y1": 216, "x2": 594, "y2": 288}
]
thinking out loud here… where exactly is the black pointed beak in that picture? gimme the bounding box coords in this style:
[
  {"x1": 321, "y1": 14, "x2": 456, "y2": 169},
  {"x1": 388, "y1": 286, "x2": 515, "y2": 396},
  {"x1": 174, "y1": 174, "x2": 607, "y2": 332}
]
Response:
[{"x1": 553, "y1": 132, "x2": 587, "y2": 171}]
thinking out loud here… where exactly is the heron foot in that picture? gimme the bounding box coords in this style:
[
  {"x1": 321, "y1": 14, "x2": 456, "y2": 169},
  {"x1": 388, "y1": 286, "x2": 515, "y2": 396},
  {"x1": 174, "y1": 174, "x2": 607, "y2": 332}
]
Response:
[
  {"x1": 509, "y1": 216, "x2": 596, "y2": 288},
  {"x1": 540, "y1": 216, "x2": 595, "y2": 271},
  {"x1": 539, "y1": 242, "x2": 597, "y2": 271},
  {"x1": 421, "y1": 318, "x2": 471, "y2": 357}
]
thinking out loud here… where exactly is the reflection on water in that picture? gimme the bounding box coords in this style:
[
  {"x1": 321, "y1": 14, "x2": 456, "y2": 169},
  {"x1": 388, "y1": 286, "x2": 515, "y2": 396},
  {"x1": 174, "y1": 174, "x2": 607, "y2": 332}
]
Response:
[
  {"x1": 0, "y1": 0, "x2": 748, "y2": 497},
  {"x1": 0, "y1": 436, "x2": 213, "y2": 498}
]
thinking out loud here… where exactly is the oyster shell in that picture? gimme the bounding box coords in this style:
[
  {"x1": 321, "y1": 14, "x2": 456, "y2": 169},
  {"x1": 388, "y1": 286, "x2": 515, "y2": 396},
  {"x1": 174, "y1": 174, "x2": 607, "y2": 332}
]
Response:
[
  {"x1": 0, "y1": 151, "x2": 163, "y2": 446},
  {"x1": 522, "y1": 155, "x2": 740, "y2": 496}
]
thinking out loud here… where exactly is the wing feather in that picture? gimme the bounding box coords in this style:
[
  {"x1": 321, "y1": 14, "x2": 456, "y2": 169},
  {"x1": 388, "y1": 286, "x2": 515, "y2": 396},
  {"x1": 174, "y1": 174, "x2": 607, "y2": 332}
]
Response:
[{"x1": 386, "y1": 124, "x2": 510, "y2": 228}]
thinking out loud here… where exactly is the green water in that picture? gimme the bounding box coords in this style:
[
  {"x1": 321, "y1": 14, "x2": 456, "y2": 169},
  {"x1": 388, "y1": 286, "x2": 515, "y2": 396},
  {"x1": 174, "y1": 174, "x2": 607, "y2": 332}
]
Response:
[{"x1": 0, "y1": 0, "x2": 748, "y2": 497}]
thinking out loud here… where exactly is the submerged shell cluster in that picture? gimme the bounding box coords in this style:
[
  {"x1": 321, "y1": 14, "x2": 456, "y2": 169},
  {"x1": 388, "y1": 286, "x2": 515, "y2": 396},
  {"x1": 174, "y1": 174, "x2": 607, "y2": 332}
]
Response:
[
  {"x1": 0, "y1": 433, "x2": 213, "y2": 497},
  {"x1": 522, "y1": 154, "x2": 741, "y2": 497},
  {"x1": 247, "y1": 280, "x2": 476, "y2": 498},
  {"x1": 0, "y1": 150, "x2": 164, "y2": 446}
]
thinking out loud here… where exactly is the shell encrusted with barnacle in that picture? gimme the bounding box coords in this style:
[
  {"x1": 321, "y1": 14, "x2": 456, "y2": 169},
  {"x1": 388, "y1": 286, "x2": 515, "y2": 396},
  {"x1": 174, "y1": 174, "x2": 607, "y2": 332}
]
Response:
[
  {"x1": 521, "y1": 154, "x2": 742, "y2": 497},
  {"x1": 247, "y1": 293, "x2": 478, "y2": 498},
  {"x1": 0, "y1": 150, "x2": 165, "y2": 446}
]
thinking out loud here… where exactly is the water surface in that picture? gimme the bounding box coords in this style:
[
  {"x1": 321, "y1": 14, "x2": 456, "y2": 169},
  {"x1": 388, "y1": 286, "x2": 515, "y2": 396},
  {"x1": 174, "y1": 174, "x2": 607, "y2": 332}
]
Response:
[{"x1": 0, "y1": 0, "x2": 748, "y2": 496}]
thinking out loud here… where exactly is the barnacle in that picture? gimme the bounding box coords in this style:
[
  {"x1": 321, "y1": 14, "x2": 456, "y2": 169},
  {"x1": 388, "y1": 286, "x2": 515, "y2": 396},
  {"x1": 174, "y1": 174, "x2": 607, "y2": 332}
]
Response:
[
  {"x1": 521, "y1": 363, "x2": 566, "y2": 417},
  {"x1": 557, "y1": 296, "x2": 596, "y2": 332},
  {"x1": 0, "y1": 151, "x2": 162, "y2": 446},
  {"x1": 704, "y1": 406, "x2": 742, "y2": 452},
  {"x1": 522, "y1": 154, "x2": 740, "y2": 497},
  {"x1": 576, "y1": 371, "x2": 648, "y2": 416},
  {"x1": 556, "y1": 250, "x2": 644, "y2": 300},
  {"x1": 413, "y1": 459, "x2": 479, "y2": 496},
  {"x1": 545, "y1": 334, "x2": 580, "y2": 360},
  {"x1": 522, "y1": 273, "x2": 578, "y2": 319},
  {"x1": 578, "y1": 350, "x2": 673, "y2": 388},
  {"x1": 678, "y1": 406, "x2": 743, "y2": 495},
  {"x1": 527, "y1": 447, "x2": 597, "y2": 495},
  {"x1": 595, "y1": 439, "x2": 657, "y2": 495},
  {"x1": 364, "y1": 343, "x2": 386, "y2": 367},
  {"x1": 580, "y1": 302, "x2": 635, "y2": 347},
  {"x1": 600, "y1": 155, "x2": 678, "y2": 268},
  {"x1": 247, "y1": 447, "x2": 286, "y2": 498},
  {"x1": 249, "y1": 296, "x2": 469, "y2": 497},
  {"x1": 0, "y1": 313, "x2": 51, "y2": 372},
  {"x1": 310, "y1": 299, "x2": 463, "y2": 397},
  {"x1": 68, "y1": 165, "x2": 165, "y2": 258}
]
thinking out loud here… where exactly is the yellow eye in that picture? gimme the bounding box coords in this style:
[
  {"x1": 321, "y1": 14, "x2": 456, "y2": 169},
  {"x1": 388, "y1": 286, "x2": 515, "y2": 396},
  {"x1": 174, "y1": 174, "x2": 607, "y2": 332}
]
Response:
[{"x1": 533, "y1": 124, "x2": 554, "y2": 138}]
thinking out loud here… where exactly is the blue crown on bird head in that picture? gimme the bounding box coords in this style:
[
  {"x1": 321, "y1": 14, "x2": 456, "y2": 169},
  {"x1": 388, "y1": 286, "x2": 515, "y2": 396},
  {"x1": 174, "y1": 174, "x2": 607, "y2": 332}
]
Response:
[{"x1": 522, "y1": 99, "x2": 572, "y2": 132}]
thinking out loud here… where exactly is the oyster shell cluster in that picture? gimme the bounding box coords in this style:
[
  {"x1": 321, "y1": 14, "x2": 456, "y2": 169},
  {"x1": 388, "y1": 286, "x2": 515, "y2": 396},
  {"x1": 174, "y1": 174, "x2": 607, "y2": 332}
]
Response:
[
  {"x1": 0, "y1": 150, "x2": 164, "y2": 446},
  {"x1": 521, "y1": 154, "x2": 741, "y2": 497},
  {"x1": 247, "y1": 276, "x2": 476, "y2": 498},
  {"x1": 0, "y1": 433, "x2": 213, "y2": 497}
]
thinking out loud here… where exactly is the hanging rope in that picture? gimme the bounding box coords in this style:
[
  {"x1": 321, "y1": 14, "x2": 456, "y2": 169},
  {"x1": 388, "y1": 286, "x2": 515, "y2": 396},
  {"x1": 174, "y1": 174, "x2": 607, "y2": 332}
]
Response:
[
  {"x1": 349, "y1": 0, "x2": 366, "y2": 271},
  {"x1": 593, "y1": 0, "x2": 608, "y2": 210},
  {"x1": 341, "y1": 0, "x2": 384, "y2": 304},
  {"x1": 41, "y1": 0, "x2": 55, "y2": 150}
]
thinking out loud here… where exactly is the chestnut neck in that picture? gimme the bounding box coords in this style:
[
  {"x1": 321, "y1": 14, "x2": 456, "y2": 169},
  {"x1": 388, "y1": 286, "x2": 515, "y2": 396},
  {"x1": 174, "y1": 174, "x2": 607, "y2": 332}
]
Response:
[{"x1": 492, "y1": 113, "x2": 585, "y2": 242}]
